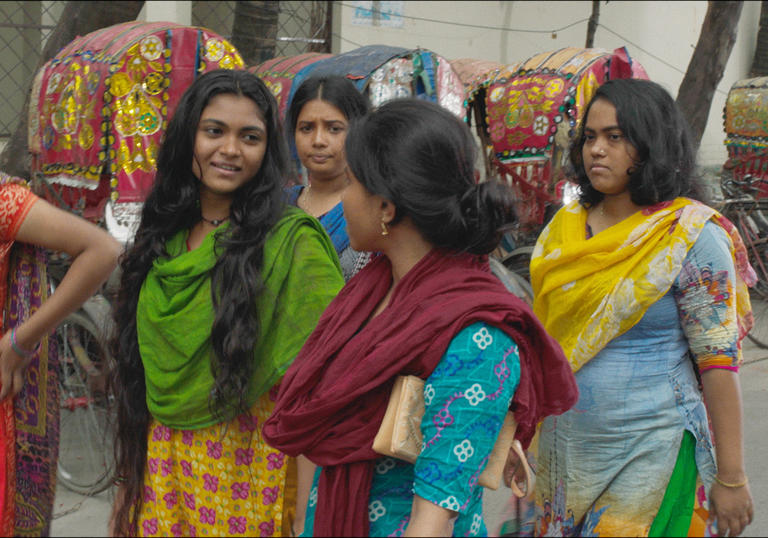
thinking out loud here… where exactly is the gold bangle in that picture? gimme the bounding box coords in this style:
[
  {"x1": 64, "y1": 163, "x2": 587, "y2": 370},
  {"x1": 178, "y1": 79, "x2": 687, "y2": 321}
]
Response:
[{"x1": 714, "y1": 475, "x2": 748, "y2": 488}]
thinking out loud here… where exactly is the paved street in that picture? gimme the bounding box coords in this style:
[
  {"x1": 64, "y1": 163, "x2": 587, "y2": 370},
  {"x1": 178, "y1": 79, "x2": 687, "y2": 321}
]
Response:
[{"x1": 52, "y1": 336, "x2": 768, "y2": 537}]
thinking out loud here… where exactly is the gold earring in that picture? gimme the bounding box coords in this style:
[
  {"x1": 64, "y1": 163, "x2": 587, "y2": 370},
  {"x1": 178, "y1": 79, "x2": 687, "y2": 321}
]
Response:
[{"x1": 380, "y1": 220, "x2": 389, "y2": 236}]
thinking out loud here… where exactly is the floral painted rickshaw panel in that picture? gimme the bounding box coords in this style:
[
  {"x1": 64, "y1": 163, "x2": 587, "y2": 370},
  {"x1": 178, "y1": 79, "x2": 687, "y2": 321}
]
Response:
[
  {"x1": 364, "y1": 48, "x2": 466, "y2": 120},
  {"x1": 29, "y1": 21, "x2": 243, "y2": 227},
  {"x1": 722, "y1": 76, "x2": 768, "y2": 198},
  {"x1": 249, "y1": 53, "x2": 333, "y2": 121},
  {"x1": 485, "y1": 46, "x2": 648, "y2": 233},
  {"x1": 449, "y1": 58, "x2": 506, "y2": 109}
]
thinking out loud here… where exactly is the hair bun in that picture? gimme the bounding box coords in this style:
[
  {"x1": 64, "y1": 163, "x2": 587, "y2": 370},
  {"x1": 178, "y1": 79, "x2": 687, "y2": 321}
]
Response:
[
  {"x1": 458, "y1": 184, "x2": 483, "y2": 234},
  {"x1": 345, "y1": 99, "x2": 516, "y2": 255},
  {"x1": 456, "y1": 181, "x2": 516, "y2": 254}
]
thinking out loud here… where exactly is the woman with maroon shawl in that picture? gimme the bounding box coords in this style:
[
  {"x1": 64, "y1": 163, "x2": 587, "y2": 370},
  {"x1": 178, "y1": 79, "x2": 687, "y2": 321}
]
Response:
[{"x1": 262, "y1": 99, "x2": 578, "y2": 537}]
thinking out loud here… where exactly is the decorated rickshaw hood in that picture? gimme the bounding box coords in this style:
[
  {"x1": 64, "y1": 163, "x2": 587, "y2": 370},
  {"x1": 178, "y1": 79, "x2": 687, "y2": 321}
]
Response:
[{"x1": 29, "y1": 21, "x2": 244, "y2": 207}]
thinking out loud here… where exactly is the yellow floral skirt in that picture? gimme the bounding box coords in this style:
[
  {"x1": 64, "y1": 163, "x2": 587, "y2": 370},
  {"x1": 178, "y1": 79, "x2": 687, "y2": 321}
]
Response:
[{"x1": 137, "y1": 390, "x2": 294, "y2": 537}]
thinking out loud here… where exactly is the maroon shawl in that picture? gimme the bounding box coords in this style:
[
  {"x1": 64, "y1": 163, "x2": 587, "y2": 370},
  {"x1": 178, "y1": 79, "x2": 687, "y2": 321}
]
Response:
[{"x1": 262, "y1": 249, "x2": 577, "y2": 536}]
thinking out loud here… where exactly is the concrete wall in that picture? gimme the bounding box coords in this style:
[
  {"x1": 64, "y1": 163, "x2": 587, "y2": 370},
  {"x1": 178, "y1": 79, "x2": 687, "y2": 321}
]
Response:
[
  {"x1": 331, "y1": 0, "x2": 762, "y2": 167},
  {"x1": 137, "y1": 1, "x2": 191, "y2": 25}
]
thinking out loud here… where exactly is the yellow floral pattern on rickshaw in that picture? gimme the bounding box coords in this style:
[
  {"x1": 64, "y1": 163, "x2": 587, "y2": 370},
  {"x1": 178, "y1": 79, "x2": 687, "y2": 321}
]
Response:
[
  {"x1": 495, "y1": 75, "x2": 561, "y2": 138},
  {"x1": 201, "y1": 38, "x2": 243, "y2": 73},
  {"x1": 48, "y1": 61, "x2": 99, "y2": 156},
  {"x1": 105, "y1": 41, "x2": 167, "y2": 185},
  {"x1": 722, "y1": 77, "x2": 768, "y2": 193},
  {"x1": 725, "y1": 87, "x2": 768, "y2": 140},
  {"x1": 205, "y1": 38, "x2": 225, "y2": 62},
  {"x1": 32, "y1": 22, "x2": 246, "y2": 215},
  {"x1": 140, "y1": 35, "x2": 163, "y2": 61}
]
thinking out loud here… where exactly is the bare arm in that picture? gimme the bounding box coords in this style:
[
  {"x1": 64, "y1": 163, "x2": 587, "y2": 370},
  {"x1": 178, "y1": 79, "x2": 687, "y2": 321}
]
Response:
[
  {"x1": 292, "y1": 455, "x2": 316, "y2": 536},
  {"x1": 700, "y1": 369, "x2": 753, "y2": 537},
  {"x1": 404, "y1": 494, "x2": 457, "y2": 537},
  {"x1": 0, "y1": 198, "x2": 121, "y2": 400}
]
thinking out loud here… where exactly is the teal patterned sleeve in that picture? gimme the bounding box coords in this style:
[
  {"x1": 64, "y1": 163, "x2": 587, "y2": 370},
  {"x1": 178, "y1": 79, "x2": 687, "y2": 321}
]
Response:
[{"x1": 413, "y1": 322, "x2": 520, "y2": 514}]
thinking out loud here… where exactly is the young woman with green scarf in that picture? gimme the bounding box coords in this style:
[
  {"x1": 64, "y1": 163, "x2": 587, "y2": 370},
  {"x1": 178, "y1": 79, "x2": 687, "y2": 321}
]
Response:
[{"x1": 108, "y1": 69, "x2": 344, "y2": 537}]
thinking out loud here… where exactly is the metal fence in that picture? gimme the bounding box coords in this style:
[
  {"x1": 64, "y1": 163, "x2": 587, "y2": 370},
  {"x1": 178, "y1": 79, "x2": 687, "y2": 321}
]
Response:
[
  {"x1": 0, "y1": 0, "x2": 332, "y2": 147},
  {"x1": 193, "y1": 1, "x2": 331, "y2": 61},
  {"x1": 0, "y1": 0, "x2": 63, "y2": 138}
]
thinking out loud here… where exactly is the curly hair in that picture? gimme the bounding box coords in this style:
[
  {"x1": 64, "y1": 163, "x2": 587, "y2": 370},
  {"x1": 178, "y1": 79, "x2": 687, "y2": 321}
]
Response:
[
  {"x1": 108, "y1": 69, "x2": 288, "y2": 534},
  {"x1": 570, "y1": 78, "x2": 707, "y2": 207}
]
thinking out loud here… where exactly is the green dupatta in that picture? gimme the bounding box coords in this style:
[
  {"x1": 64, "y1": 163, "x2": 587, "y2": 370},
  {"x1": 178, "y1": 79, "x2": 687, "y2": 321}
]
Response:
[{"x1": 137, "y1": 206, "x2": 344, "y2": 429}]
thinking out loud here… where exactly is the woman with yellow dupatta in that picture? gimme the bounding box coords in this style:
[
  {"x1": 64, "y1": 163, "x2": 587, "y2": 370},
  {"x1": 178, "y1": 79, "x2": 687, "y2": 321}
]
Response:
[{"x1": 529, "y1": 79, "x2": 755, "y2": 537}]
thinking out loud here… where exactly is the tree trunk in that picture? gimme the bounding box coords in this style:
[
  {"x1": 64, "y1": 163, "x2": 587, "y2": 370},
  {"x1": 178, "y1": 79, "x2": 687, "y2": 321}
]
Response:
[
  {"x1": 309, "y1": 0, "x2": 332, "y2": 53},
  {"x1": 231, "y1": 1, "x2": 279, "y2": 67},
  {"x1": 585, "y1": 0, "x2": 600, "y2": 48},
  {"x1": 749, "y1": 0, "x2": 768, "y2": 77},
  {"x1": 676, "y1": 0, "x2": 744, "y2": 152},
  {"x1": 0, "y1": 1, "x2": 145, "y2": 179}
]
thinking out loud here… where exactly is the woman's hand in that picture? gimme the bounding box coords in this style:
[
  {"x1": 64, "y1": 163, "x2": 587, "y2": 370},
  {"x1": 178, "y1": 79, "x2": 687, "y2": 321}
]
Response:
[
  {"x1": 0, "y1": 331, "x2": 32, "y2": 400},
  {"x1": 1, "y1": 199, "x2": 120, "y2": 401},
  {"x1": 700, "y1": 369, "x2": 753, "y2": 537},
  {"x1": 503, "y1": 441, "x2": 534, "y2": 497},
  {"x1": 503, "y1": 444, "x2": 524, "y2": 488},
  {"x1": 709, "y1": 482, "x2": 753, "y2": 537}
]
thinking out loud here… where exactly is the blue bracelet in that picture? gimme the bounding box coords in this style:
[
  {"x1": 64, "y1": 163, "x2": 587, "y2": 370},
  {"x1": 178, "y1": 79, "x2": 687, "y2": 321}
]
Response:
[{"x1": 10, "y1": 328, "x2": 40, "y2": 358}]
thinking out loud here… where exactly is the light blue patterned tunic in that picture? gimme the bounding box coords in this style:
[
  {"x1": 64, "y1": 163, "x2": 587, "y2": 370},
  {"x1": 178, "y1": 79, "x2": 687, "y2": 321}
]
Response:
[
  {"x1": 302, "y1": 322, "x2": 521, "y2": 537},
  {"x1": 535, "y1": 222, "x2": 735, "y2": 536}
]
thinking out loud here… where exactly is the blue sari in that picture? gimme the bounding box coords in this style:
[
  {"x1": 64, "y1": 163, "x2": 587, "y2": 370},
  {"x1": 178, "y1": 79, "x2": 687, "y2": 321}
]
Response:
[{"x1": 286, "y1": 185, "x2": 369, "y2": 281}]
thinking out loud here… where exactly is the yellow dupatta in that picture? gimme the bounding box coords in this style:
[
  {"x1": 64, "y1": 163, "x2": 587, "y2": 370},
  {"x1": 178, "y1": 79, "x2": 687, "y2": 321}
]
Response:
[{"x1": 530, "y1": 197, "x2": 755, "y2": 373}]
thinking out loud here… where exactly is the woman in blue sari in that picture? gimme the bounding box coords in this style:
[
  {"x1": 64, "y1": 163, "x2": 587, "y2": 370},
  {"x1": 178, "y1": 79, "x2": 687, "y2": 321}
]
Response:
[{"x1": 286, "y1": 76, "x2": 370, "y2": 281}]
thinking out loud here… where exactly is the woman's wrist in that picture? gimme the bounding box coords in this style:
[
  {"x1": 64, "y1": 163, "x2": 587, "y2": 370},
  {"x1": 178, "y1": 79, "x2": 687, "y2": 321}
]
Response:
[
  {"x1": 714, "y1": 474, "x2": 749, "y2": 488},
  {"x1": 715, "y1": 463, "x2": 747, "y2": 482},
  {"x1": 10, "y1": 327, "x2": 40, "y2": 358}
]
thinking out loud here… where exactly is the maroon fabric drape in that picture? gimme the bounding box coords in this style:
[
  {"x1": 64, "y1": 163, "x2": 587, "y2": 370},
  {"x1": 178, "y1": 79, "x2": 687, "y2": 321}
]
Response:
[{"x1": 262, "y1": 249, "x2": 577, "y2": 536}]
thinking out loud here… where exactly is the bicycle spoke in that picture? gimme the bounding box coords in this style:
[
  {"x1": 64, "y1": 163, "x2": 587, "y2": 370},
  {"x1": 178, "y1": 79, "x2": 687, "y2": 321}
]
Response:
[
  {"x1": 56, "y1": 311, "x2": 114, "y2": 494},
  {"x1": 748, "y1": 292, "x2": 768, "y2": 349}
]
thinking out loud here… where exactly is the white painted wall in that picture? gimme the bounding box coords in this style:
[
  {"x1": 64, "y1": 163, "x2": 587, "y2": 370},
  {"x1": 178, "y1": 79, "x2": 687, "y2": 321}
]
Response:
[
  {"x1": 331, "y1": 0, "x2": 762, "y2": 166},
  {"x1": 137, "y1": 1, "x2": 191, "y2": 25},
  {"x1": 138, "y1": 0, "x2": 761, "y2": 166}
]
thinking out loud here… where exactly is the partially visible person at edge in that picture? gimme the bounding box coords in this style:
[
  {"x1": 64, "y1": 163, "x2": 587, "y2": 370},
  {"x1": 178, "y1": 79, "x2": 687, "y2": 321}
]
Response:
[
  {"x1": 108, "y1": 69, "x2": 344, "y2": 537},
  {"x1": 0, "y1": 171, "x2": 120, "y2": 536},
  {"x1": 285, "y1": 75, "x2": 371, "y2": 281},
  {"x1": 528, "y1": 78, "x2": 755, "y2": 537},
  {"x1": 262, "y1": 99, "x2": 578, "y2": 537}
]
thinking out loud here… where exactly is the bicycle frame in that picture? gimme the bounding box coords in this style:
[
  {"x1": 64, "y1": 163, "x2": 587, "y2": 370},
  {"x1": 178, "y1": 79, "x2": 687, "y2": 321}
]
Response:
[{"x1": 716, "y1": 199, "x2": 768, "y2": 279}]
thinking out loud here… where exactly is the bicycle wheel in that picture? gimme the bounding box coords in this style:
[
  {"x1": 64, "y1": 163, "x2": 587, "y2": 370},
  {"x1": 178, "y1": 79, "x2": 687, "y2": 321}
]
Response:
[
  {"x1": 501, "y1": 246, "x2": 534, "y2": 283},
  {"x1": 745, "y1": 221, "x2": 768, "y2": 346},
  {"x1": 490, "y1": 257, "x2": 534, "y2": 306},
  {"x1": 748, "y1": 291, "x2": 768, "y2": 349},
  {"x1": 56, "y1": 311, "x2": 114, "y2": 495}
]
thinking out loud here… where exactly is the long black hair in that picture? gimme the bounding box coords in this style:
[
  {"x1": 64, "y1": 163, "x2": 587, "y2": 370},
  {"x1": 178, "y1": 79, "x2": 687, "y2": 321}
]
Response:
[
  {"x1": 571, "y1": 78, "x2": 706, "y2": 207},
  {"x1": 109, "y1": 69, "x2": 287, "y2": 534},
  {"x1": 345, "y1": 98, "x2": 515, "y2": 255}
]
